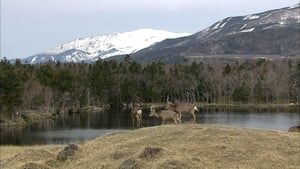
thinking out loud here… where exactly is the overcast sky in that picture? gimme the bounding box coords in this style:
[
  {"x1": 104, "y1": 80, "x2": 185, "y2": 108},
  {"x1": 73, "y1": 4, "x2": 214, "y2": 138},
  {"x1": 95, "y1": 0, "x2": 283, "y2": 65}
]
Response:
[{"x1": 1, "y1": 0, "x2": 299, "y2": 59}]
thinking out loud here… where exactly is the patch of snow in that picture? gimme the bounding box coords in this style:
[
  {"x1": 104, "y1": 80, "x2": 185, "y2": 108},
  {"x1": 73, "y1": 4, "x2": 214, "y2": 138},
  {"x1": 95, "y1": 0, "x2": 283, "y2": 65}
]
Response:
[
  {"x1": 31, "y1": 57, "x2": 37, "y2": 64},
  {"x1": 243, "y1": 15, "x2": 260, "y2": 20},
  {"x1": 240, "y1": 28, "x2": 255, "y2": 33},
  {"x1": 212, "y1": 21, "x2": 221, "y2": 30},
  {"x1": 240, "y1": 24, "x2": 247, "y2": 30},
  {"x1": 288, "y1": 4, "x2": 299, "y2": 9},
  {"x1": 262, "y1": 14, "x2": 272, "y2": 19},
  {"x1": 211, "y1": 18, "x2": 230, "y2": 30},
  {"x1": 199, "y1": 27, "x2": 211, "y2": 35},
  {"x1": 262, "y1": 25, "x2": 276, "y2": 30},
  {"x1": 281, "y1": 16, "x2": 288, "y2": 20},
  {"x1": 220, "y1": 17, "x2": 231, "y2": 28}
]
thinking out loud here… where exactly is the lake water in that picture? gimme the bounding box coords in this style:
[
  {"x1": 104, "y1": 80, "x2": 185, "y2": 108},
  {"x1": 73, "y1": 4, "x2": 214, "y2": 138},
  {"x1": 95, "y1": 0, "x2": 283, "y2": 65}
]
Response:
[{"x1": 1, "y1": 108, "x2": 299, "y2": 145}]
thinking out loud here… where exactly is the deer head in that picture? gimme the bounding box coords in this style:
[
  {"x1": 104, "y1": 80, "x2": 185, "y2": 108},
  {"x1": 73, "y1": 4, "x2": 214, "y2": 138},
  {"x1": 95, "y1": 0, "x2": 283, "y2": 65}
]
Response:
[{"x1": 149, "y1": 106, "x2": 159, "y2": 117}]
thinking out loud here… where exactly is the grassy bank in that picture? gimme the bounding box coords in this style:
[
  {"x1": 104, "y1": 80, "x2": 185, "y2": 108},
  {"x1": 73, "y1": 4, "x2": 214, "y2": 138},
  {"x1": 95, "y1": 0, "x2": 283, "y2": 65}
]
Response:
[
  {"x1": 1, "y1": 124, "x2": 299, "y2": 169},
  {"x1": 0, "y1": 106, "x2": 105, "y2": 127},
  {"x1": 198, "y1": 103, "x2": 300, "y2": 111},
  {"x1": 143, "y1": 102, "x2": 300, "y2": 112},
  {"x1": 0, "y1": 112, "x2": 54, "y2": 127}
]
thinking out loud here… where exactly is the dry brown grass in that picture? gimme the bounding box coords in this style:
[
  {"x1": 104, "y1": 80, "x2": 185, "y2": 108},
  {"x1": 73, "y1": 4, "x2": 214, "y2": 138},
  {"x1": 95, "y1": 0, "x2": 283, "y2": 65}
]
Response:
[
  {"x1": 1, "y1": 124, "x2": 299, "y2": 169},
  {"x1": 0, "y1": 145, "x2": 63, "y2": 169}
]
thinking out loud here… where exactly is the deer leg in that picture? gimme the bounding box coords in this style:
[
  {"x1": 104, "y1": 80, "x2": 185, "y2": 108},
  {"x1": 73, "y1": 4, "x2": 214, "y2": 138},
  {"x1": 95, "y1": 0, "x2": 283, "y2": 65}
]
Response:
[
  {"x1": 173, "y1": 116, "x2": 178, "y2": 124},
  {"x1": 162, "y1": 118, "x2": 165, "y2": 125},
  {"x1": 175, "y1": 111, "x2": 182, "y2": 123},
  {"x1": 135, "y1": 115, "x2": 141, "y2": 128},
  {"x1": 190, "y1": 110, "x2": 196, "y2": 123},
  {"x1": 132, "y1": 116, "x2": 135, "y2": 128},
  {"x1": 138, "y1": 116, "x2": 142, "y2": 128},
  {"x1": 137, "y1": 118, "x2": 140, "y2": 128},
  {"x1": 139, "y1": 115, "x2": 142, "y2": 127},
  {"x1": 177, "y1": 112, "x2": 182, "y2": 123}
]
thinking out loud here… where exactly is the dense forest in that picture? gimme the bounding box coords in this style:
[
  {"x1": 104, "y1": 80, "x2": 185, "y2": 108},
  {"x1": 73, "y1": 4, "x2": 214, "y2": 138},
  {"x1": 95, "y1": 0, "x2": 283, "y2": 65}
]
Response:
[{"x1": 0, "y1": 58, "x2": 300, "y2": 116}]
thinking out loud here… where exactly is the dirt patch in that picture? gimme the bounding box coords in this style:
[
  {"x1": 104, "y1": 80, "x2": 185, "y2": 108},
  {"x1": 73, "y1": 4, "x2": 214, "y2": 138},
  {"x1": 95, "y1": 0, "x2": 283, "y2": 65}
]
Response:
[
  {"x1": 139, "y1": 147, "x2": 163, "y2": 159},
  {"x1": 288, "y1": 125, "x2": 300, "y2": 133},
  {"x1": 119, "y1": 159, "x2": 140, "y2": 169},
  {"x1": 111, "y1": 152, "x2": 125, "y2": 160},
  {"x1": 11, "y1": 149, "x2": 53, "y2": 162},
  {"x1": 57, "y1": 144, "x2": 79, "y2": 161},
  {"x1": 1, "y1": 149, "x2": 55, "y2": 169}
]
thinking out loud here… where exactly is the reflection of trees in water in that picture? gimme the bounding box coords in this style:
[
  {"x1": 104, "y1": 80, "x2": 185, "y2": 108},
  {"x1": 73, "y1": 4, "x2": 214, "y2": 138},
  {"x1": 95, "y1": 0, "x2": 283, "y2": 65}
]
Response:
[
  {"x1": 51, "y1": 109, "x2": 132, "y2": 129},
  {"x1": 31, "y1": 118, "x2": 56, "y2": 130}
]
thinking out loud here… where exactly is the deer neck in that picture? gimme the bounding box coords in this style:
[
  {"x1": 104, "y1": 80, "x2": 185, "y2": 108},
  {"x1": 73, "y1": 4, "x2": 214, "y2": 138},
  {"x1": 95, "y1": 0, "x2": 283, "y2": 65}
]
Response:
[{"x1": 152, "y1": 111, "x2": 160, "y2": 118}]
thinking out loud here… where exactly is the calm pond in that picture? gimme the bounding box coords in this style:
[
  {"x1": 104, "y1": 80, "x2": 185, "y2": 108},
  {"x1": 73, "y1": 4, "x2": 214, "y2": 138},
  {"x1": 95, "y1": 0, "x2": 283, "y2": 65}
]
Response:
[{"x1": 1, "y1": 108, "x2": 299, "y2": 145}]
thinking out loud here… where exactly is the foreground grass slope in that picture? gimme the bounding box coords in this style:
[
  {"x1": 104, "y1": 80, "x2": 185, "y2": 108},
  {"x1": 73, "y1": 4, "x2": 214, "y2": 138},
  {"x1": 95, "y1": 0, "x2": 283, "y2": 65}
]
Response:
[{"x1": 1, "y1": 124, "x2": 299, "y2": 169}]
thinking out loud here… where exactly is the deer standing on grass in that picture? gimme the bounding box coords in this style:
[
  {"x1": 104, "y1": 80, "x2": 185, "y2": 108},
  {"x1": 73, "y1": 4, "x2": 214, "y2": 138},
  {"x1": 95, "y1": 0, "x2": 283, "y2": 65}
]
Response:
[
  {"x1": 166, "y1": 100, "x2": 198, "y2": 122},
  {"x1": 131, "y1": 107, "x2": 143, "y2": 128},
  {"x1": 149, "y1": 106, "x2": 181, "y2": 125}
]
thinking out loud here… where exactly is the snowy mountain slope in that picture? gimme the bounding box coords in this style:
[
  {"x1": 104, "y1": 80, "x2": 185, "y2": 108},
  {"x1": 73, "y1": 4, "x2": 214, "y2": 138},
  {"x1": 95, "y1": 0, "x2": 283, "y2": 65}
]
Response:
[
  {"x1": 22, "y1": 29, "x2": 190, "y2": 64},
  {"x1": 194, "y1": 3, "x2": 299, "y2": 40},
  {"x1": 129, "y1": 4, "x2": 300, "y2": 63}
]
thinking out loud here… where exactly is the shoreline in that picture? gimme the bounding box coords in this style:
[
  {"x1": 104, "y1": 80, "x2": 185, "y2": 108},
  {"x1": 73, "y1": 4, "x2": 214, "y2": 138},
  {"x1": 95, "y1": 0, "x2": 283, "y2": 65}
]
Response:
[
  {"x1": 0, "y1": 112, "x2": 54, "y2": 128},
  {"x1": 143, "y1": 102, "x2": 300, "y2": 111},
  {"x1": 0, "y1": 106, "x2": 104, "y2": 128},
  {"x1": 198, "y1": 103, "x2": 300, "y2": 111}
]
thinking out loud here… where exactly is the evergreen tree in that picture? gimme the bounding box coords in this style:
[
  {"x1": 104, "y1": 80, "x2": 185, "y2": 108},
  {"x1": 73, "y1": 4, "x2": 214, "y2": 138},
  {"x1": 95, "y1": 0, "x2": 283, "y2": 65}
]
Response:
[{"x1": 0, "y1": 59, "x2": 21, "y2": 113}]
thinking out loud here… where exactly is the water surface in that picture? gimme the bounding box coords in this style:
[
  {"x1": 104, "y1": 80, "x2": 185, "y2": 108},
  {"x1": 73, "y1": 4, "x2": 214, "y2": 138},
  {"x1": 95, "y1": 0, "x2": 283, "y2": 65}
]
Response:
[{"x1": 1, "y1": 108, "x2": 299, "y2": 145}]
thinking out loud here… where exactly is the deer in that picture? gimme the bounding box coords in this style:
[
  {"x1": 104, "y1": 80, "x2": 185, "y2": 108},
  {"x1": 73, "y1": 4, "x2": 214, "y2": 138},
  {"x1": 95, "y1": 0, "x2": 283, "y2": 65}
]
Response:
[
  {"x1": 166, "y1": 100, "x2": 198, "y2": 123},
  {"x1": 130, "y1": 106, "x2": 143, "y2": 128},
  {"x1": 149, "y1": 106, "x2": 181, "y2": 125}
]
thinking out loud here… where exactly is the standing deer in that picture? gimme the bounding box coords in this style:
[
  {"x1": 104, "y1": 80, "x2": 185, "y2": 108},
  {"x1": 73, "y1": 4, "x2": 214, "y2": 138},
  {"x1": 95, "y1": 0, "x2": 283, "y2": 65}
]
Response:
[
  {"x1": 166, "y1": 101, "x2": 198, "y2": 122},
  {"x1": 149, "y1": 106, "x2": 181, "y2": 125},
  {"x1": 131, "y1": 106, "x2": 143, "y2": 128}
]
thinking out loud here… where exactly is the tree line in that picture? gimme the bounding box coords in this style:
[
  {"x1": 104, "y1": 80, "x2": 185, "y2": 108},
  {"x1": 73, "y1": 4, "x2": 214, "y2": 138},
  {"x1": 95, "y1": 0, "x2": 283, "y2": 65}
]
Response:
[{"x1": 0, "y1": 58, "x2": 299, "y2": 116}]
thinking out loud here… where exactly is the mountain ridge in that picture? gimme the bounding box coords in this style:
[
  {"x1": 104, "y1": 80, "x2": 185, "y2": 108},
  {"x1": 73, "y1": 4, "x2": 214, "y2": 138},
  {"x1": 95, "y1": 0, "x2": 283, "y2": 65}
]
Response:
[
  {"x1": 21, "y1": 29, "x2": 190, "y2": 64},
  {"x1": 20, "y1": 4, "x2": 300, "y2": 64},
  {"x1": 128, "y1": 4, "x2": 300, "y2": 63}
]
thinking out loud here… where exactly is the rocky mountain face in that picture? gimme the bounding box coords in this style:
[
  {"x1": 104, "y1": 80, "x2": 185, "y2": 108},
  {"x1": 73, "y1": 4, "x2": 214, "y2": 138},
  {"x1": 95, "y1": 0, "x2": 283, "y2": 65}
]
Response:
[
  {"x1": 129, "y1": 4, "x2": 300, "y2": 63},
  {"x1": 21, "y1": 29, "x2": 190, "y2": 64}
]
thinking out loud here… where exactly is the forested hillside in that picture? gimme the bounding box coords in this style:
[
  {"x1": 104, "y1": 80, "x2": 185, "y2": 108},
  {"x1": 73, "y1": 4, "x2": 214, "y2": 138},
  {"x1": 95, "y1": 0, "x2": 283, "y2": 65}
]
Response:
[{"x1": 1, "y1": 58, "x2": 299, "y2": 116}]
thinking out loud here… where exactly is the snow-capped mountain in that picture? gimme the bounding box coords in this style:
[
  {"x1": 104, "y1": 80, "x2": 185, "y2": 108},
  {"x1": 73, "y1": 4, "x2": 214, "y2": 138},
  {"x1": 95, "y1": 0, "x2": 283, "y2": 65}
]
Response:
[
  {"x1": 128, "y1": 4, "x2": 300, "y2": 63},
  {"x1": 194, "y1": 3, "x2": 299, "y2": 40},
  {"x1": 22, "y1": 29, "x2": 190, "y2": 64}
]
